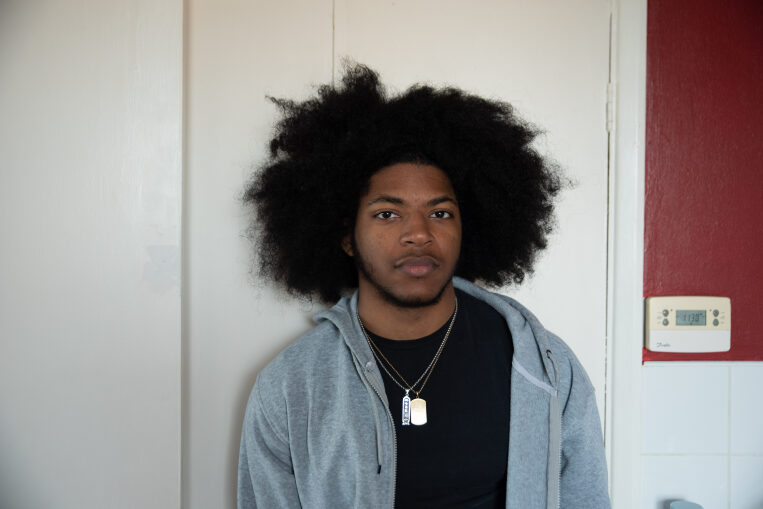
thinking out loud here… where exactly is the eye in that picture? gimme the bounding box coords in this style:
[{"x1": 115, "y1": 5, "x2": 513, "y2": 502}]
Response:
[
  {"x1": 431, "y1": 210, "x2": 453, "y2": 219},
  {"x1": 374, "y1": 211, "x2": 399, "y2": 220}
]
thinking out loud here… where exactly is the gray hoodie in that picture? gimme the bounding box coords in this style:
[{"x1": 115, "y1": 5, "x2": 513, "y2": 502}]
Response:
[{"x1": 238, "y1": 278, "x2": 611, "y2": 508}]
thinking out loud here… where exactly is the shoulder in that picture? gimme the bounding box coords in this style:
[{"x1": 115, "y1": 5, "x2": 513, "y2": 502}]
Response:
[
  {"x1": 244, "y1": 319, "x2": 348, "y2": 424},
  {"x1": 454, "y1": 278, "x2": 595, "y2": 399},
  {"x1": 255, "y1": 319, "x2": 345, "y2": 395},
  {"x1": 456, "y1": 287, "x2": 506, "y2": 324},
  {"x1": 544, "y1": 331, "x2": 595, "y2": 396},
  {"x1": 245, "y1": 293, "x2": 365, "y2": 425}
]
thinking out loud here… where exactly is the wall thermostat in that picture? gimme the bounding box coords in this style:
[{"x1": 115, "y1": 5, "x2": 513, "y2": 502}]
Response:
[{"x1": 645, "y1": 296, "x2": 731, "y2": 352}]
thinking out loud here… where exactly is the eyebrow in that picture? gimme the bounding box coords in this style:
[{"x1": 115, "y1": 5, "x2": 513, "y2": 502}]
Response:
[{"x1": 365, "y1": 195, "x2": 457, "y2": 207}]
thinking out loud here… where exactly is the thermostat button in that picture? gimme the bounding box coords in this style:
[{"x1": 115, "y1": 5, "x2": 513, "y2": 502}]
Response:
[
  {"x1": 662, "y1": 319, "x2": 669, "y2": 326},
  {"x1": 662, "y1": 309, "x2": 669, "y2": 317}
]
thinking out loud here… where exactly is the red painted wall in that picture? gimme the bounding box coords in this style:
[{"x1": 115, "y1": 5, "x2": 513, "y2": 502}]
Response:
[{"x1": 644, "y1": 0, "x2": 763, "y2": 361}]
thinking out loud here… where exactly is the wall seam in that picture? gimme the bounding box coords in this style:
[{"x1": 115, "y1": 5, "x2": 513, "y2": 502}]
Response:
[
  {"x1": 180, "y1": 0, "x2": 190, "y2": 507},
  {"x1": 603, "y1": 5, "x2": 614, "y2": 460},
  {"x1": 331, "y1": 0, "x2": 336, "y2": 85}
]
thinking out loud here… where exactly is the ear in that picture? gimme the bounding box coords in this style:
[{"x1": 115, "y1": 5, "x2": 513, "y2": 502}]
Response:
[{"x1": 341, "y1": 234, "x2": 354, "y2": 256}]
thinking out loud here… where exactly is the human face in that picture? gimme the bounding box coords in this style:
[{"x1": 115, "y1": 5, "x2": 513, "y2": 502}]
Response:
[{"x1": 344, "y1": 162, "x2": 462, "y2": 308}]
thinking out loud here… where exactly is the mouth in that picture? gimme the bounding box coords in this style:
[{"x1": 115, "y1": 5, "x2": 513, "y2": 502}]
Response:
[{"x1": 396, "y1": 257, "x2": 439, "y2": 277}]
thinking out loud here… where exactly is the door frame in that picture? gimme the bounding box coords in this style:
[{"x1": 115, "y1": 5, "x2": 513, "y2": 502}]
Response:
[{"x1": 605, "y1": 0, "x2": 647, "y2": 506}]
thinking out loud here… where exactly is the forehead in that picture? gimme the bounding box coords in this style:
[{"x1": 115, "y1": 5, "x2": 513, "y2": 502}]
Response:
[{"x1": 364, "y1": 162, "x2": 456, "y2": 200}]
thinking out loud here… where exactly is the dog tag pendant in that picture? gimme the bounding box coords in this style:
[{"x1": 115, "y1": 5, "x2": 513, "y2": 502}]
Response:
[
  {"x1": 401, "y1": 390, "x2": 411, "y2": 426},
  {"x1": 410, "y1": 397, "x2": 427, "y2": 425}
]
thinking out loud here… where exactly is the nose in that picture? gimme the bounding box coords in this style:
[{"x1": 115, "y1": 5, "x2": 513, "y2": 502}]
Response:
[{"x1": 401, "y1": 213, "x2": 433, "y2": 246}]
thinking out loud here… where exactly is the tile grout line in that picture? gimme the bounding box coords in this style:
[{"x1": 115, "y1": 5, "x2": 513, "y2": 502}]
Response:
[
  {"x1": 641, "y1": 453, "x2": 733, "y2": 457},
  {"x1": 727, "y1": 365, "x2": 732, "y2": 509},
  {"x1": 641, "y1": 453, "x2": 763, "y2": 457}
]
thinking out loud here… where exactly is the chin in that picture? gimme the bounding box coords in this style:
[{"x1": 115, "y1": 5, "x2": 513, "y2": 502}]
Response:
[
  {"x1": 385, "y1": 294, "x2": 442, "y2": 309},
  {"x1": 379, "y1": 280, "x2": 452, "y2": 309}
]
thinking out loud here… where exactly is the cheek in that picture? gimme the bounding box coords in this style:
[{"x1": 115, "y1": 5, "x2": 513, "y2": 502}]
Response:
[
  {"x1": 358, "y1": 221, "x2": 391, "y2": 243},
  {"x1": 364, "y1": 232, "x2": 396, "y2": 254},
  {"x1": 445, "y1": 229, "x2": 463, "y2": 259},
  {"x1": 440, "y1": 222, "x2": 462, "y2": 244},
  {"x1": 450, "y1": 235, "x2": 463, "y2": 254},
  {"x1": 353, "y1": 224, "x2": 390, "y2": 253}
]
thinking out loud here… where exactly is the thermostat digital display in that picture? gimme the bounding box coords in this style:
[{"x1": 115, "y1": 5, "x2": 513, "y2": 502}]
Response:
[
  {"x1": 645, "y1": 296, "x2": 731, "y2": 352},
  {"x1": 675, "y1": 310, "x2": 706, "y2": 326}
]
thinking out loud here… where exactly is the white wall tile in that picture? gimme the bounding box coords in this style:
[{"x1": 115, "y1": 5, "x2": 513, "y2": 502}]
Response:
[
  {"x1": 730, "y1": 363, "x2": 763, "y2": 454},
  {"x1": 730, "y1": 456, "x2": 763, "y2": 509},
  {"x1": 641, "y1": 455, "x2": 728, "y2": 509},
  {"x1": 642, "y1": 363, "x2": 729, "y2": 454}
]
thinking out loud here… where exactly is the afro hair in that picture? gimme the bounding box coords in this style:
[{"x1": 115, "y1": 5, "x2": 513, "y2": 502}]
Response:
[{"x1": 244, "y1": 63, "x2": 564, "y2": 303}]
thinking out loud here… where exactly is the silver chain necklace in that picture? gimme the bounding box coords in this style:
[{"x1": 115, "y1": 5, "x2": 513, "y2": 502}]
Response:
[{"x1": 357, "y1": 298, "x2": 458, "y2": 426}]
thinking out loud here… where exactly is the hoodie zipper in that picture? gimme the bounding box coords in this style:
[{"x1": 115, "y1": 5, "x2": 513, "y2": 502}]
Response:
[
  {"x1": 546, "y1": 349, "x2": 561, "y2": 509},
  {"x1": 363, "y1": 361, "x2": 398, "y2": 509}
]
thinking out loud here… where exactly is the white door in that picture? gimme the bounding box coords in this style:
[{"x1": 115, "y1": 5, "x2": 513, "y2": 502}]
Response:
[
  {"x1": 0, "y1": 2, "x2": 182, "y2": 508},
  {"x1": 185, "y1": 1, "x2": 611, "y2": 506}
]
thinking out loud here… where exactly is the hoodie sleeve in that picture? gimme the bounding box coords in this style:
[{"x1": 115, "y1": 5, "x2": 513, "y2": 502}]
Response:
[
  {"x1": 559, "y1": 354, "x2": 611, "y2": 508},
  {"x1": 238, "y1": 380, "x2": 301, "y2": 509}
]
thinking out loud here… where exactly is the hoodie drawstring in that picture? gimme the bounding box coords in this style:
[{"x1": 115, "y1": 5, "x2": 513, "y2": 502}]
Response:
[{"x1": 363, "y1": 377, "x2": 384, "y2": 473}]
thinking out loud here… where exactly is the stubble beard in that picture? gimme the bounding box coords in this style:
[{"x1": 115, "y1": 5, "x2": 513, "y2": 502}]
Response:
[{"x1": 351, "y1": 237, "x2": 456, "y2": 309}]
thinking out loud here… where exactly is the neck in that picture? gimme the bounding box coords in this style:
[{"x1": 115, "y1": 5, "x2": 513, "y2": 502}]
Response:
[{"x1": 356, "y1": 281, "x2": 457, "y2": 340}]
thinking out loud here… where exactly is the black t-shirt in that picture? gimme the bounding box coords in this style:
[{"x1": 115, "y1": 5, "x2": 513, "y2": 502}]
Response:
[{"x1": 367, "y1": 289, "x2": 513, "y2": 508}]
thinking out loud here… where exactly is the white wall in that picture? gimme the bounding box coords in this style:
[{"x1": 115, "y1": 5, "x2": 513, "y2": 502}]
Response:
[
  {"x1": 0, "y1": 2, "x2": 183, "y2": 508},
  {"x1": 183, "y1": 2, "x2": 334, "y2": 508}
]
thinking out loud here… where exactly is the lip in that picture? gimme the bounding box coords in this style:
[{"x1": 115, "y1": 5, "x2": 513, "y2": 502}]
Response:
[{"x1": 396, "y1": 256, "x2": 439, "y2": 277}]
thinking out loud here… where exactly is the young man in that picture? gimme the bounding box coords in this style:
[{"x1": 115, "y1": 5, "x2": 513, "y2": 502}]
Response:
[{"x1": 238, "y1": 65, "x2": 610, "y2": 508}]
